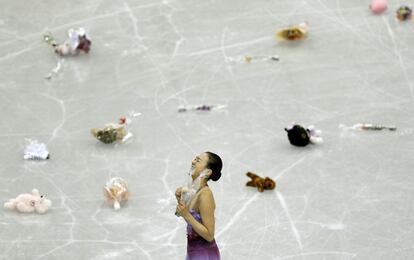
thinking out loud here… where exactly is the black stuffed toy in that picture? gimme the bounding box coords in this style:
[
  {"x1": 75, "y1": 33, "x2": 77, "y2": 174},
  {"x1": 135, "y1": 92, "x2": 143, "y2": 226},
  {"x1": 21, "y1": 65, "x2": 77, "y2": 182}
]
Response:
[{"x1": 285, "y1": 124, "x2": 323, "y2": 147}]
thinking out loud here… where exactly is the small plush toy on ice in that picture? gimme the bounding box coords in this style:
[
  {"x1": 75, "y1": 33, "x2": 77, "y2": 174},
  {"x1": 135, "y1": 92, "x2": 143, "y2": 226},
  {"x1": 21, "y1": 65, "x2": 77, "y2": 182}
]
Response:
[
  {"x1": 396, "y1": 6, "x2": 412, "y2": 21},
  {"x1": 246, "y1": 172, "x2": 276, "y2": 192},
  {"x1": 104, "y1": 177, "x2": 129, "y2": 210},
  {"x1": 370, "y1": 0, "x2": 388, "y2": 14},
  {"x1": 91, "y1": 115, "x2": 138, "y2": 144},
  {"x1": 4, "y1": 189, "x2": 52, "y2": 214},
  {"x1": 285, "y1": 124, "x2": 323, "y2": 147},
  {"x1": 276, "y1": 22, "x2": 309, "y2": 41},
  {"x1": 44, "y1": 27, "x2": 91, "y2": 56},
  {"x1": 23, "y1": 139, "x2": 50, "y2": 160}
]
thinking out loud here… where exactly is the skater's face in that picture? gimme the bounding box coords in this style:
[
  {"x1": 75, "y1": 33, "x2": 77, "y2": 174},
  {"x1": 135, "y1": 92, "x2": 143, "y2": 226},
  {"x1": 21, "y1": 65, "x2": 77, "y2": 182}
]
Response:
[{"x1": 191, "y1": 153, "x2": 209, "y2": 180}]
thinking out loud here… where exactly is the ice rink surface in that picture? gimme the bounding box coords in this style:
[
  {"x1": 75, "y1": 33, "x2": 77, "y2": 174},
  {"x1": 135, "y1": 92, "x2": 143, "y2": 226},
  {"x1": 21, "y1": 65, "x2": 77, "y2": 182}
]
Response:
[{"x1": 0, "y1": 0, "x2": 414, "y2": 259}]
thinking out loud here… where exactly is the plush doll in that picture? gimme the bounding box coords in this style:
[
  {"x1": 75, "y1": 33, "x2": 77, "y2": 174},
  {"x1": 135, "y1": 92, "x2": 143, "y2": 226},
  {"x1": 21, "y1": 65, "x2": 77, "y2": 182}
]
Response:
[
  {"x1": 285, "y1": 124, "x2": 323, "y2": 147},
  {"x1": 4, "y1": 189, "x2": 52, "y2": 214},
  {"x1": 246, "y1": 172, "x2": 276, "y2": 192},
  {"x1": 104, "y1": 178, "x2": 129, "y2": 210},
  {"x1": 44, "y1": 27, "x2": 91, "y2": 56}
]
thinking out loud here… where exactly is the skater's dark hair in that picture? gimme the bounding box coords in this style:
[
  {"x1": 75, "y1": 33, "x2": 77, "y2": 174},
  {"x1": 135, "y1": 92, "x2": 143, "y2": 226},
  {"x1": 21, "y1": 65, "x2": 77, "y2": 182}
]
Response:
[
  {"x1": 205, "y1": 152, "x2": 222, "y2": 182},
  {"x1": 285, "y1": 125, "x2": 310, "y2": 147}
]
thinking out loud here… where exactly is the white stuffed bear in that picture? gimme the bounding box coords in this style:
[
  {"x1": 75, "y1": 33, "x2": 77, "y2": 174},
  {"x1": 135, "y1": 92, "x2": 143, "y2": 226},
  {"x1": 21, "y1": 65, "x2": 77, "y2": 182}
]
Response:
[{"x1": 4, "y1": 189, "x2": 52, "y2": 214}]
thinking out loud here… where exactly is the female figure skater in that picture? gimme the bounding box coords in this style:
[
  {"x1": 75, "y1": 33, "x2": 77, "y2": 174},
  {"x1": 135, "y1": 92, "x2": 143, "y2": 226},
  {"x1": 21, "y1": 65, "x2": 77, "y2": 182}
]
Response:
[{"x1": 176, "y1": 152, "x2": 222, "y2": 260}]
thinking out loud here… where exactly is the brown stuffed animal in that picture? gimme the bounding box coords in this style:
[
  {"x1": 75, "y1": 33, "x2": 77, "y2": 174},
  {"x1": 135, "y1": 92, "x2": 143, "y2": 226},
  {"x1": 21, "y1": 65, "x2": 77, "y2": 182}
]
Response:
[{"x1": 246, "y1": 172, "x2": 276, "y2": 192}]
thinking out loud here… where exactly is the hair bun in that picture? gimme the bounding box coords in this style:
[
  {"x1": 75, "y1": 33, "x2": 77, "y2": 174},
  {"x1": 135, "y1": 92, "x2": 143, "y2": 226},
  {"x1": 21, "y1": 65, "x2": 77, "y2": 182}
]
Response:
[
  {"x1": 205, "y1": 152, "x2": 223, "y2": 182},
  {"x1": 211, "y1": 171, "x2": 222, "y2": 182}
]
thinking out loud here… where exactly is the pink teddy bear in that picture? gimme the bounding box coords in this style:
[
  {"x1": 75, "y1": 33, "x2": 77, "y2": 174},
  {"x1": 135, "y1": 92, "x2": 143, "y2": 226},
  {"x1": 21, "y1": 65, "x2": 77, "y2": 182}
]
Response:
[{"x1": 4, "y1": 189, "x2": 52, "y2": 214}]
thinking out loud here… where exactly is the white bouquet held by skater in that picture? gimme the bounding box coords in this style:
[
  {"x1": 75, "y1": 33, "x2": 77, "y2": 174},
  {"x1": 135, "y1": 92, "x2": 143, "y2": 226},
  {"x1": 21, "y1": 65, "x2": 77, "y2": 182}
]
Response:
[{"x1": 175, "y1": 166, "x2": 208, "y2": 216}]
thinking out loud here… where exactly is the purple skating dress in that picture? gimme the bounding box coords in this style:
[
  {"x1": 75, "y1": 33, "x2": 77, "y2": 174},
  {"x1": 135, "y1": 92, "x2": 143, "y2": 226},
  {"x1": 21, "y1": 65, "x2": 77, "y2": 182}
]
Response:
[{"x1": 186, "y1": 210, "x2": 220, "y2": 260}]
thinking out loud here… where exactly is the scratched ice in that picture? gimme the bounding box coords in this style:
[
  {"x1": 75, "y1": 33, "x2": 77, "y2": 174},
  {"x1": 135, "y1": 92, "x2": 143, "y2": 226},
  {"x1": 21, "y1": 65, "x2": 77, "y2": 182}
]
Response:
[{"x1": 0, "y1": 0, "x2": 414, "y2": 259}]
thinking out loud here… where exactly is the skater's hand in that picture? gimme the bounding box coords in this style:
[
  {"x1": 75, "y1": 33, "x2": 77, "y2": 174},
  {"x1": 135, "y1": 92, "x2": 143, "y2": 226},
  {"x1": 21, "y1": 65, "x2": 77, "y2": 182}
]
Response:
[
  {"x1": 176, "y1": 201, "x2": 190, "y2": 218},
  {"x1": 175, "y1": 187, "x2": 182, "y2": 202}
]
